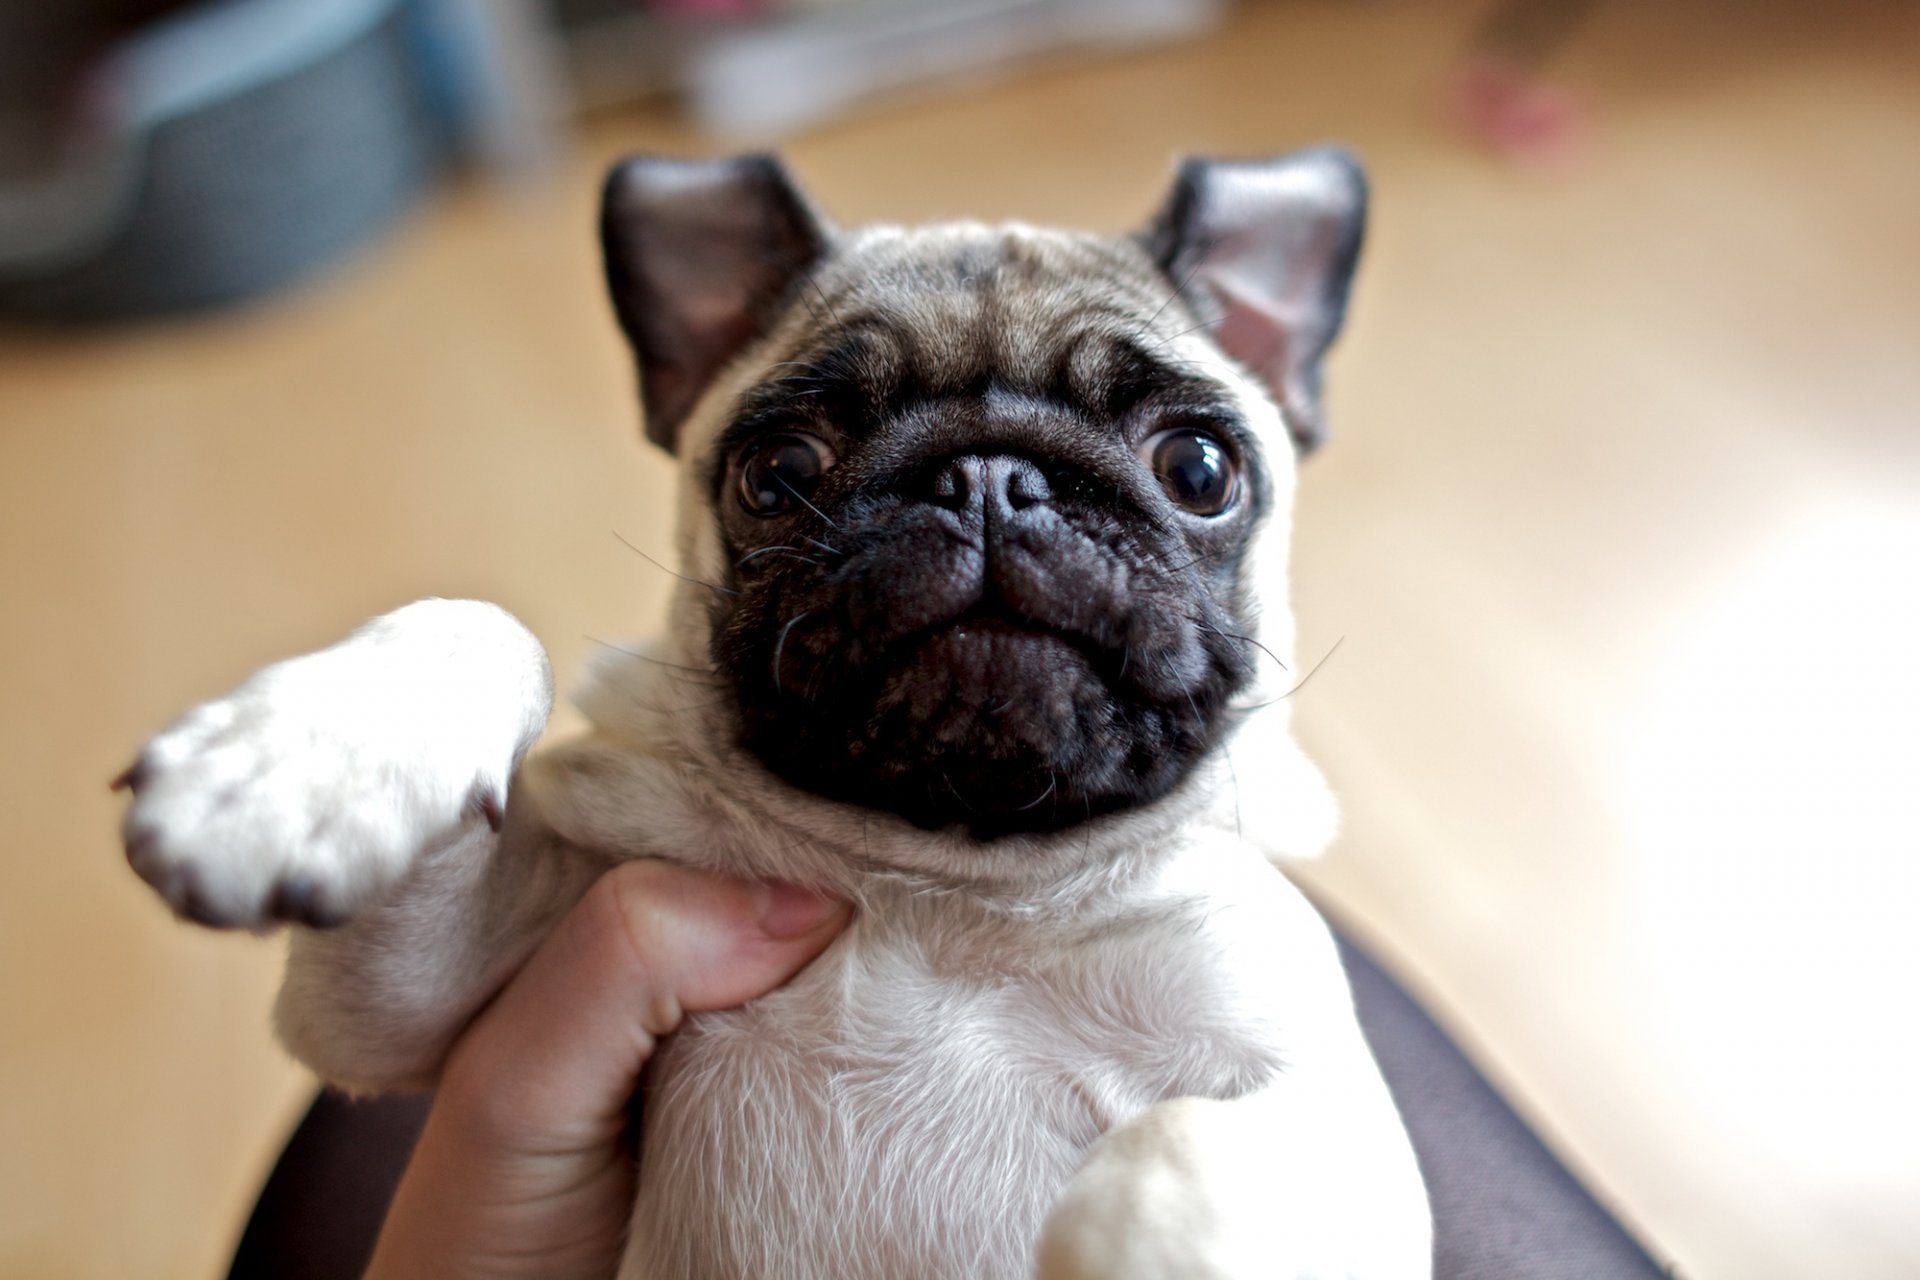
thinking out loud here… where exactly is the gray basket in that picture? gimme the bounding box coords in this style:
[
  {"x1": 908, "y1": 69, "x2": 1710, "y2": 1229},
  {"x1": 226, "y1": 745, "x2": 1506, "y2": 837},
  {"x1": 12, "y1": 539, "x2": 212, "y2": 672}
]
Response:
[{"x1": 0, "y1": 0, "x2": 447, "y2": 321}]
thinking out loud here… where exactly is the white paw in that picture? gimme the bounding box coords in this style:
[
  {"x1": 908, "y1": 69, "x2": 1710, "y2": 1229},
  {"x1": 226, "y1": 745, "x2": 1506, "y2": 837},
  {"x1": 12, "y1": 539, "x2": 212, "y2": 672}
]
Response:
[
  {"x1": 1036, "y1": 1098, "x2": 1251, "y2": 1280},
  {"x1": 117, "y1": 600, "x2": 551, "y2": 929},
  {"x1": 1035, "y1": 1094, "x2": 1430, "y2": 1280}
]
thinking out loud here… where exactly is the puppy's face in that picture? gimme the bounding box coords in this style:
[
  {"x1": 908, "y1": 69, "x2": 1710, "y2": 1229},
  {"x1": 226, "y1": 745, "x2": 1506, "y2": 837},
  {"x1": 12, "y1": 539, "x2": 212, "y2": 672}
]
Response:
[{"x1": 602, "y1": 154, "x2": 1364, "y2": 840}]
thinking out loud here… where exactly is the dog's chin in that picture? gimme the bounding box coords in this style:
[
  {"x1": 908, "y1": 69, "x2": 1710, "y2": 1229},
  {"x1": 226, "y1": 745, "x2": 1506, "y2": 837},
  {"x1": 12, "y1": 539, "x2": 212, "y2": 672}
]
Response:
[{"x1": 739, "y1": 618, "x2": 1212, "y2": 839}]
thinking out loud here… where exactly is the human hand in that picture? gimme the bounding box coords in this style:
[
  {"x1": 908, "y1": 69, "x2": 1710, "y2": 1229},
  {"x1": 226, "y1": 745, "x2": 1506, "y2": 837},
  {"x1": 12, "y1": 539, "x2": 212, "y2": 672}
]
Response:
[{"x1": 362, "y1": 861, "x2": 849, "y2": 1279}]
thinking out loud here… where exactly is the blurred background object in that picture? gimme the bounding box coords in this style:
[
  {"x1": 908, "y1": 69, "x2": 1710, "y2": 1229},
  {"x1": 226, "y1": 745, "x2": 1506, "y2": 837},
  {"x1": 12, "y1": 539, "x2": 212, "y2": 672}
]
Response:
[
  {"x1": 3, "y1": 1, "x2": 1918, "y2": 1277},
  {"x1": 1447, "y1": 0, "x2": 1595, "y2": 164},
  {"x1": 0, "y1": 0, "x2": 564, "y2": 319},
  {"x1": 0, "y1": 0, "x2": 1221, "y2": 320},
  {"x1": 564, "y1": 0, "x2": 1227, "y2": 138}
]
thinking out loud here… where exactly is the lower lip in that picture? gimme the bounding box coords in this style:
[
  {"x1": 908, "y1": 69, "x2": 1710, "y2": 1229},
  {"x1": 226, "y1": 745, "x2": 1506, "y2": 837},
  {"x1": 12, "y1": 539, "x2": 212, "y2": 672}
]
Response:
[
  {"x1": 911, "y1": 619, "x2": 1084, "y2": 675},
  {"x1": 943, "y1": 617, "x2": 1070, "y2": 652}
]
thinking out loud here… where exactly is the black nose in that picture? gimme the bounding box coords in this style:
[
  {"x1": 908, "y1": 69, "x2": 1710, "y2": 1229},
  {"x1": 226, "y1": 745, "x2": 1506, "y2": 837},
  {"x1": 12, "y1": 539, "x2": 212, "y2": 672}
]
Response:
[{"x1": 926, "y1": 455, "x2": 1053, "y2": 518}]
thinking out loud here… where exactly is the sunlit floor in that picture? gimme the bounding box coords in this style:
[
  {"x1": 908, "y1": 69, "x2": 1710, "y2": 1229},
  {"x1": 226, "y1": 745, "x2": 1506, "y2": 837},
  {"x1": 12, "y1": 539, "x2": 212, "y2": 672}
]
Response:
[{"x1": 3, "y1": 1, "x2": 1917, "y2": 1276}]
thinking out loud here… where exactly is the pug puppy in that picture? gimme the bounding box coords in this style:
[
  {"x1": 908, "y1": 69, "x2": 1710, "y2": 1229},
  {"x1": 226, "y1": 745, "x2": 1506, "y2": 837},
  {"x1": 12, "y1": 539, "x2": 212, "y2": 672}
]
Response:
[{"x1": 117, "y1": 151, "x2": 1431, "y2": 1279}]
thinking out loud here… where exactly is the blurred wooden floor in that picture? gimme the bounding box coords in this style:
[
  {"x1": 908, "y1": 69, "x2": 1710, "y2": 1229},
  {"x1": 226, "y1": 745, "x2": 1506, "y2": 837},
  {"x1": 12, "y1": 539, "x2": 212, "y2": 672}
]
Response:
[{"x1": 3, "y1": 1, "x2": 1917, "y2": 1276}]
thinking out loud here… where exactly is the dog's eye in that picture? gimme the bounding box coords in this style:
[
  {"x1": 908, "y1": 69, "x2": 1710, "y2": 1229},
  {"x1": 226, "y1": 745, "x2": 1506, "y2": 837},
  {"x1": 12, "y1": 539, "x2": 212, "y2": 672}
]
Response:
[
  {"x1": 1144, "y1": 429, "x2": 1237, "y2": 516},
  {"x1": 738, "y1": 433, "x2": 834, "y2": 517}
]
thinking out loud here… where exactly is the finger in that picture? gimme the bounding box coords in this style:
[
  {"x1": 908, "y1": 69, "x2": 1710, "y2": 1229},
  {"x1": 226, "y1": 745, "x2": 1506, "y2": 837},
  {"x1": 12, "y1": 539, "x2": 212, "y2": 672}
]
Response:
[{"x1": 441, "y1": 860, "x2": 848, "y2": 1153}]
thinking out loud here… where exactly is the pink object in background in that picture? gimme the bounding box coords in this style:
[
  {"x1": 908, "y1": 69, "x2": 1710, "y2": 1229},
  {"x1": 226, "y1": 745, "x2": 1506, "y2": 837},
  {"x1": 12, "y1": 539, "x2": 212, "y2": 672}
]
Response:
[
  {"x1": 1448, "y1": 54, "x2": 1589, "y2": 167},
  {"x1": 1445, "y1": 0, "x2": 1597, "y2": 168}
]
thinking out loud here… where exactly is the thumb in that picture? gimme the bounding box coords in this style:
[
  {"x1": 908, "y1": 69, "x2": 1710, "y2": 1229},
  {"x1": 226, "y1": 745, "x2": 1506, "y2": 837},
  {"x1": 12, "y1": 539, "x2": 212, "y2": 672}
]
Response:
[
  {"x1": 365, "y1": 864, "x2": 846, "y2": 1280},
  {"x1": 442, "y1": 860, "x2": 848, "y2": 1152}
]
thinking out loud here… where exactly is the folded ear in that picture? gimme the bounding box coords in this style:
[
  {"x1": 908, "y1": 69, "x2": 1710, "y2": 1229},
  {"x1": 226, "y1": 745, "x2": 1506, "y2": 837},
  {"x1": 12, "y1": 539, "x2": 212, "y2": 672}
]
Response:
[
  {"x1": 601, "y1": 154, "x2": 831, "y2": 453},
  {"x1": 1140, "y1": 148, "x2": 1367, "y2": 453}
]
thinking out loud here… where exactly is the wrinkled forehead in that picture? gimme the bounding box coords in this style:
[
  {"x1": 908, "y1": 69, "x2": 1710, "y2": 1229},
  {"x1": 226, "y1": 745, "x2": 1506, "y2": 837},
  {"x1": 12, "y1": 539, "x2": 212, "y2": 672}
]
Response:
[
  {"x1": 722, "y1": 223, "x2": 1237, "y2": 442},
  {"x1": 813, "y1": 224, "x2": 1178, "y2": 369}
]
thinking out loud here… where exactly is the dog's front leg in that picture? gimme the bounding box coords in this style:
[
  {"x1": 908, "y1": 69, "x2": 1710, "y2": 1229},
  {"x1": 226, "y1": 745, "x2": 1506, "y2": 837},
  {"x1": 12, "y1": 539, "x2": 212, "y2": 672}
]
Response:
[
  {"x1": 118, "y1": 598, "x2": 593, "y2": 1090},
  {"x1": 1035, "y1": 1063, "x2": 1432, "y2": 1280}
]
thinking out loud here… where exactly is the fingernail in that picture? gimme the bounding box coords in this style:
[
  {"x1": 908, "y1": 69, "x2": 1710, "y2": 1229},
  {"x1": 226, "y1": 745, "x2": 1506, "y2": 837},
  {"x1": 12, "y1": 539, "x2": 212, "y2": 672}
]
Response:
[{"x1": 754, "y1": 881, "x2": 842, "y2": 939}]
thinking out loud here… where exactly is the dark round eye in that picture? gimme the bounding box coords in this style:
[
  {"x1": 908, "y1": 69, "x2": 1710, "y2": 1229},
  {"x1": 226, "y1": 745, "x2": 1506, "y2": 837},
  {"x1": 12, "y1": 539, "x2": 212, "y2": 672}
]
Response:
[
  {"x1": 1145, "y1": 429, "x2": 1237, "y2": 515},
  {"x1": 738, "y1": 433, "x2": 834, "y2": 517}
]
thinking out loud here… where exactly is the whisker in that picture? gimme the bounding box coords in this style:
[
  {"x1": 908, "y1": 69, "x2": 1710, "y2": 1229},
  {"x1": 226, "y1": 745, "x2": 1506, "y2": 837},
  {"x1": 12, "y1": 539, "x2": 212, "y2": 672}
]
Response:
[
  {"x1": 773, "y1": 472, "x2": 841, "y2": 530},
  {"x1": 1135, "y1": 260, "x2": 1201, "y2": 340},
  {"x1": 1195, "y1": 620, "x2": 1288, "y2": 672},
  {"x1": 583, "y1": 636, "x2": 723, "y2": 681},
  {"x1": 1141, "y1": 317, "x2": 1216, "y2": 352},
  {"x1": 803, "y1": 536, "x2": 843, "y2": 558},
  {"x1": 612, "y1": 531, "x2": 737, "y2": 596},
  {"x1": 941, "y1": 771, "x2": 978, "y2": 814},
  {"x1": 738, "y1": 546, "x2": 824, "y2": 570},
  {"x1": 1013, "y1": 771, "x2": 1058, "y2": 812},
  {"x1": 1162, "y1": 550, "x2": 1212, "y2": 575},
  {"x1": 804, "y1": 269, "x2": 846, "y2": 330},
  {"x1": 737, "y1": 544, "x2": 805, "y2": 565},
  {"x1": 790, "y1": 269, "x2": 832, "y2": 331},
  {"x1": 772, "y1": 611, "x2": 811, "y2": 689},
  {"x1": 1235, "y1": 635, "x2": 1344, "y2": 709}
]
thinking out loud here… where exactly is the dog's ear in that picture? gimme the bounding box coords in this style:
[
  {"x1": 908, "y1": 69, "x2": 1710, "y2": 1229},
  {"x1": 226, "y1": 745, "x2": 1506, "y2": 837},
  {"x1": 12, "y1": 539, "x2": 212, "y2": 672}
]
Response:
[
  {"x1": 1141, "y1": 148, "x2": 1367, "y2": 453},
  {"x1": 601, "y1": 154, "x2": 831, "y2": 453}
]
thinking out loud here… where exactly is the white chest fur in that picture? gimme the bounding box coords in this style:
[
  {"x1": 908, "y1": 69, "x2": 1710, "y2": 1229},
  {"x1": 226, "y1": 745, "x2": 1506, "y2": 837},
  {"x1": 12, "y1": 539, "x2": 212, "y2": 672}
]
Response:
[{"x1": 620, "y1": 853, "x2": 1308, "y2": 1280}]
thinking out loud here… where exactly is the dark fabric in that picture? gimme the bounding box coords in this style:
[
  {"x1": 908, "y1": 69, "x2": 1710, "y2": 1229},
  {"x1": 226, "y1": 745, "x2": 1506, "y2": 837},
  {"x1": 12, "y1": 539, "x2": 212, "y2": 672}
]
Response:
[
  {"x1": 227, "y1": 1091, "x2": 429, "y2": 1280},
  {"x1": 229, "y1": 927, "x2": 1670, "y2": 1279},
  {"x1": 1334, "y1": 933, "x2": 1670, "y2": 1279}
]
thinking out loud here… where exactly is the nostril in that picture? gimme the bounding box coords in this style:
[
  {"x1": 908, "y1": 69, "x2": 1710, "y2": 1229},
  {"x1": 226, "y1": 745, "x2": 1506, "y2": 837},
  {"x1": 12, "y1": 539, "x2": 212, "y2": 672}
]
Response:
[
  {"x1": 1002, "y1": 460, "x2": 1051, "y2": 510},
  {"x1": 929, "y1": 458, "x2": 974, "y2": 511}
]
